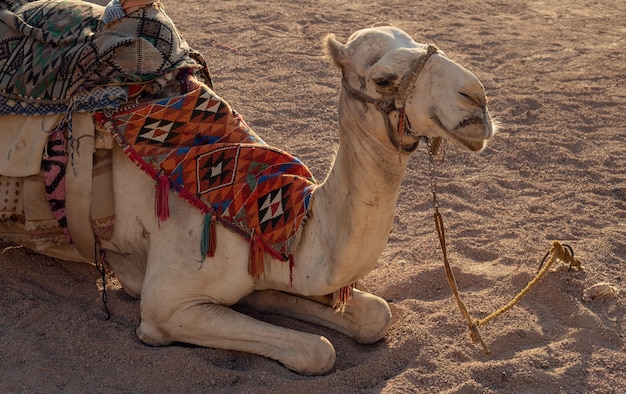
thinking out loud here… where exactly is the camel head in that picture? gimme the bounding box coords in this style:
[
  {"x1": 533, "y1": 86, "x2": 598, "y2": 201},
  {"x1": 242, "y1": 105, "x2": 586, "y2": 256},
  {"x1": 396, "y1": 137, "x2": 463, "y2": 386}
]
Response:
[{"x1": 325, "y1": 25, "x2": 496, "y2": 152}]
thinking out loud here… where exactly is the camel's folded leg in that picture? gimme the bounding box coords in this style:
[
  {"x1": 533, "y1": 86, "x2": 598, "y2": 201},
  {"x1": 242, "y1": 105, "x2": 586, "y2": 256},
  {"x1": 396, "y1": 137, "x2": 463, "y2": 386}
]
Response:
[
  {"x1": 238, "y1": 288, "x2": 392, "y2": 344},
  {"x1": 136, "y1": 301, "x2": 336, "y2": 375}
]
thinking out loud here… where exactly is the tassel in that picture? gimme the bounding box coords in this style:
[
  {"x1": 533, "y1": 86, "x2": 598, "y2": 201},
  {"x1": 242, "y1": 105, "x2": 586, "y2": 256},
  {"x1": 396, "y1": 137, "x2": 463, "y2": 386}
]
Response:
[
  {"x1": 155, "y1": 171, "x2": 170, "y2": 226},
  {"x1": 333, "y1": 284, "x2": 355, "y2": 311},
  {"x1": 200, "y1": 213, "x2": 217, "y2": 258},
  {"x1": 248, "y1": 234, "x2": 265, "y2": 278}
]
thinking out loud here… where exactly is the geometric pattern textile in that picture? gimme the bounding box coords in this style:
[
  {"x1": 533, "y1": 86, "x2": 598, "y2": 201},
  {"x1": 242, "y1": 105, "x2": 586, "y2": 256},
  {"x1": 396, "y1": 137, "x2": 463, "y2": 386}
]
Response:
[
  {"x1": 0, "y1": 0, "x2": 202, "y2": 115},
  {"x1": 42, "y1": 129, "x2": 71, "y2": 243},
  {"x1": 101, "y1": 77, "x2": 317, "y2": 263}
]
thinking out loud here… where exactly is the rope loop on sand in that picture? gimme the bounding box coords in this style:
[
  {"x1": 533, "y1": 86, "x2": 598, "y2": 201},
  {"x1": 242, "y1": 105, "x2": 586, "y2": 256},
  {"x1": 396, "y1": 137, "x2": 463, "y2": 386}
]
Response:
[
  {"x1": 474, "y1": 240, "x2": 583, "y2": 329},
  {"x1": 427, "y1": 143, "x2": 583, "y2": 354}
]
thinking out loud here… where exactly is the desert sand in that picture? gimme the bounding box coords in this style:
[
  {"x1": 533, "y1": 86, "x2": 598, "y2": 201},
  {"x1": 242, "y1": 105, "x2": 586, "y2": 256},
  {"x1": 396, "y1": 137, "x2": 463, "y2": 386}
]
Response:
[{"x1": 1, "y1": 0, "x2": 624, "y2": 392}]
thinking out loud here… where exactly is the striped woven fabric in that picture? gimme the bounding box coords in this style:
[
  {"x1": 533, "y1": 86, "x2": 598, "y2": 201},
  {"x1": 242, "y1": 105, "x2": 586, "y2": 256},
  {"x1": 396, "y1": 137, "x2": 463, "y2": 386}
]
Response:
[{"x1": 0, "y1": 0, "x2": 203, "y2": 115}]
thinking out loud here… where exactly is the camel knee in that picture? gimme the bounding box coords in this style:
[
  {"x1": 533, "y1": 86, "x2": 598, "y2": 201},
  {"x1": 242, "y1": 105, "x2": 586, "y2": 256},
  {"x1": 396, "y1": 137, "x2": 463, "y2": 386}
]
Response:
[
  {"x1": 306, "y1": 336, "x2": 336, "y2": 375},
  {"x1": 135, "y1": 293, "x2": 179, "y2": 346},
  {"x1": 136, "y1": 320, "x2": 173, "y2": 346},
  {"x1": 346, "y1": 290, "x2": 392, "y2": 344},
  {"x1": 283, "y1": 335, "x2": 336, "y2": 376},
  {"x1": 138, "y1": 295, "x2": 336, "y2": 375}
]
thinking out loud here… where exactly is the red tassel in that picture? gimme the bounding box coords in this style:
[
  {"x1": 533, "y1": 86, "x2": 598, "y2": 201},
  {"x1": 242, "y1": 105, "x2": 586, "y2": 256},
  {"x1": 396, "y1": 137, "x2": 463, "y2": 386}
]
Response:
[
  {"x1": 155, "y1": 171, "x2": 170, "y2": 226},
  {"x1": 248, "y1": 235, "x2": 265, "y2": 278},
  {"x1": 333, "y1": 284, "x2": 355, "y2": 310}
]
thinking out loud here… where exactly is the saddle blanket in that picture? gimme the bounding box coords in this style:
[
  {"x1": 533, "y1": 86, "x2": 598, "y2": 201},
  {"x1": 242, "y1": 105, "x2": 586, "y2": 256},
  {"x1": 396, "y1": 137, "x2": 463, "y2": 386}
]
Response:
[{"x1": 101, "y1": 77, "x2": 317, "y2": 264}]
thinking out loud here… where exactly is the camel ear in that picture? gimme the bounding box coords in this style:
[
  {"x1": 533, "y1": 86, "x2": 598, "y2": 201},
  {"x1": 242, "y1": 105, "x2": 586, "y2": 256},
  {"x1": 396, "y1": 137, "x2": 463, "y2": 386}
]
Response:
[{"x1": 324, "y1": 34, "x2": 347, "y2": 70}]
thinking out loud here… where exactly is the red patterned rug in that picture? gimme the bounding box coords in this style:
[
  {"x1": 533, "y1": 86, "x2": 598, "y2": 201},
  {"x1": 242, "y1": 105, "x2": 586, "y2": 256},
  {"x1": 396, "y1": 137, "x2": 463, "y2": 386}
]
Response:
[{"x1": 96, "y1": 76, "x2": 317, "y2": 279}]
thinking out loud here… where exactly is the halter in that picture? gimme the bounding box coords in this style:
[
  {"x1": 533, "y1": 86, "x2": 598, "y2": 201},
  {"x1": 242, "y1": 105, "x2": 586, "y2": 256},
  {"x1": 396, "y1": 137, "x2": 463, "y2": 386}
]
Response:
[{"x1": 340, "y1": 44, "x2": 439, "y2": 154}]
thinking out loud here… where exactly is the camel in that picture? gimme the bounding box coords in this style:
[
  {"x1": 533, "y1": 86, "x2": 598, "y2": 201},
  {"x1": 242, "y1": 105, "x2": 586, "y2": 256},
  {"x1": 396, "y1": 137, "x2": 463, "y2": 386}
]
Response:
[{"x1": 0, "y1": 1, "x2": 495, "y2": 375}]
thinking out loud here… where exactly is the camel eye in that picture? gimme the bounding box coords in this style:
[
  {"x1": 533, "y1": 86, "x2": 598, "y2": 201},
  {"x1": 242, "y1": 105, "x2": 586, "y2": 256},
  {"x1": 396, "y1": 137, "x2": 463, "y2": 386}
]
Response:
[
  {"x1": 371, "y1": 71, "x2": 398, "y2": 91},
  {"x1": 374, "y1": 77, "x2": 392, "y2": 87}
]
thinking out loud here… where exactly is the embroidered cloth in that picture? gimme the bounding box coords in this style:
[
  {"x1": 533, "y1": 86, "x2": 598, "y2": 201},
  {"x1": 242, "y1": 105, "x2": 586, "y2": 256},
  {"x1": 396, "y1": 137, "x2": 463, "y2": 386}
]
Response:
[
  {"x1": 104, "y1": 78, "x2": 317, "y2": 260},
  {"x1": 0, "y1": 0, "x2": 204, "y2": 115}
]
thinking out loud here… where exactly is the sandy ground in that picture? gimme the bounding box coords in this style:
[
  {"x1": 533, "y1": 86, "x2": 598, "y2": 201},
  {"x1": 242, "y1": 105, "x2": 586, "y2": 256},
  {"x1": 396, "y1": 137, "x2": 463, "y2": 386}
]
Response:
[{"x1": 1, "y1": 0, "x2": 625, "y2": 392}]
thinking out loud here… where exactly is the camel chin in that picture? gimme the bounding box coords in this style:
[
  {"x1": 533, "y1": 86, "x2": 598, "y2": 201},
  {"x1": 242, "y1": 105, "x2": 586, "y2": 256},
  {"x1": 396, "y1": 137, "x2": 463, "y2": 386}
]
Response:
[{"x1": 432, "y1": 110, "x2": 498, "y2": 152}]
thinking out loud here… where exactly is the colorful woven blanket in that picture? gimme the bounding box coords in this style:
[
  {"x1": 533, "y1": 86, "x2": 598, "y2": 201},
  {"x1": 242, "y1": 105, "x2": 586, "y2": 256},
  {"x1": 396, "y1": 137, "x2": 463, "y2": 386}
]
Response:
[
  {"x1": 98, "y1": 77, "x2": 317, "y2": 277},
  {"x1": 0, "y1": 0, "x2": 316, "y2": 283},
  {"x1": 0, "y1": 0, "x2": 205, "y2": 115}
]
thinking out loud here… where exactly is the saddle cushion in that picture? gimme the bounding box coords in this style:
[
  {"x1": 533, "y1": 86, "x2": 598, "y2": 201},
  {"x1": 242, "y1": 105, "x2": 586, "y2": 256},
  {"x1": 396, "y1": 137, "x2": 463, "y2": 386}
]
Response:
[{"x1": 0, "y1": 0, "x2": 202, "y2": 115}]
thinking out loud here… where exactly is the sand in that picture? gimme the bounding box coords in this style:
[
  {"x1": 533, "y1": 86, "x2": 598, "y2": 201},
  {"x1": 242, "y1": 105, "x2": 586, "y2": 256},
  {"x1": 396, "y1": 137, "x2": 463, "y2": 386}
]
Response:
[{"x1": 1, "y1": 0, "x2": 624, "y2": 392}]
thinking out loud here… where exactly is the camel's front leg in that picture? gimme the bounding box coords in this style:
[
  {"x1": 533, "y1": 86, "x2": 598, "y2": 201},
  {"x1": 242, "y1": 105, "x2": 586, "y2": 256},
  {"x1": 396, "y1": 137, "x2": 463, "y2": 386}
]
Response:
[
  {"x1": 239, "y1": 288, "x2": 392, "y2": 344},
  {"x1": 136, "y1": 301, "x2": 336, "y2": 375}
]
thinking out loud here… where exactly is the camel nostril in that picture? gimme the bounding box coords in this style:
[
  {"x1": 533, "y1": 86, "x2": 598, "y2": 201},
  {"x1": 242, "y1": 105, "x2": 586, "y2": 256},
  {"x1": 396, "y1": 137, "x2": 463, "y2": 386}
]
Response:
[{"x1": 458, "y1": 91, "x2": 485, "y2": 108}]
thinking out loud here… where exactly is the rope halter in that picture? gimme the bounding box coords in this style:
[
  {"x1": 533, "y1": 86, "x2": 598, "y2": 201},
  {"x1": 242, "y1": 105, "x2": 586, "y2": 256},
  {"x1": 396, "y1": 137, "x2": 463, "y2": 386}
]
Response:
[{"x1": 340, "y1": 44, "x2": 439, "y2": 153}]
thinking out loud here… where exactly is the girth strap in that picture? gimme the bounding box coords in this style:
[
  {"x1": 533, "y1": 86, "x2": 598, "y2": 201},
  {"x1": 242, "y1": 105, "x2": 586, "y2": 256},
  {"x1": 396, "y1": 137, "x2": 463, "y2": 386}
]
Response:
[{"x1": 64, "y1": 113, "x2": 97, "y2": 260}]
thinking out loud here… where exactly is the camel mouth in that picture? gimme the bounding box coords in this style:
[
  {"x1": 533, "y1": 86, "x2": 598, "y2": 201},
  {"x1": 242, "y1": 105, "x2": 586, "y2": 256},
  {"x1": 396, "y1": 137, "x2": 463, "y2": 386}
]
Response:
[{"x1": 432, "y1": 114, "x2": 493, "y2": 152}]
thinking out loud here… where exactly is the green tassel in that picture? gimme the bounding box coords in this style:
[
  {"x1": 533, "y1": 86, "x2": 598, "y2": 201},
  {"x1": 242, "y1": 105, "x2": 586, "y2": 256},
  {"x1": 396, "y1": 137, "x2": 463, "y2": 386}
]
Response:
[{"x1": 200, "y1": 213, "x2": 216, "y2": 258}]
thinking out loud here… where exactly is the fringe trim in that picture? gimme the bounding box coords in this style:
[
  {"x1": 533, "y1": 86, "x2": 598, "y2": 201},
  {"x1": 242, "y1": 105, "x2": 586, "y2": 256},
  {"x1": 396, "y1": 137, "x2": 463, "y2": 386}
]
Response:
[
  {"x1": 248, "y1": 233, "x2": 265, "y2": 278},
  {"x1": 333, "y1": 283, "x2": 355, "y2": 311},
  {"x1": 95, "y1": 113, "x2": 211, "y2": 214}
]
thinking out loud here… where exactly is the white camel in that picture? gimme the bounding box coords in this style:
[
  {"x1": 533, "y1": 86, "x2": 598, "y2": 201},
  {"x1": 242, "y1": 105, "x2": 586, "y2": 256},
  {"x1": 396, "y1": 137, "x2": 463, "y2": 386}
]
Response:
[{"x1": 0, "y1": 6, "x2": 495, "y2": 375}]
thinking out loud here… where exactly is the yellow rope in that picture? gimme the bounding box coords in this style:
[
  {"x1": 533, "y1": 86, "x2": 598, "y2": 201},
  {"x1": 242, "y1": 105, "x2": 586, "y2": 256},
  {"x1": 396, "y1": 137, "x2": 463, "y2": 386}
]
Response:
[
  {"x1": 436, "y1": 213, "x2": 583, "y2": 354},
  {"x1": 429, "y1": 142, "x2": 583, "y2": 353},
  {"x1": 475, "y1": 240, "x2": 582, "y2": 327}
]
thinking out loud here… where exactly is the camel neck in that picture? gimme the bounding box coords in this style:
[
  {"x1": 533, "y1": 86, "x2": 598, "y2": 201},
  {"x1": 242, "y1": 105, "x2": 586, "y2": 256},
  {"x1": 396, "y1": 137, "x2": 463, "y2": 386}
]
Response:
[
  {"x1": 288, "y1": 99, "x2": 411, "y2": 293},
  {"x1": 314, "y1": 117, "x2": 408, "y2": 241},
  {"x1": 332, "y1": 95, "x2": 409, "y2": 188}
]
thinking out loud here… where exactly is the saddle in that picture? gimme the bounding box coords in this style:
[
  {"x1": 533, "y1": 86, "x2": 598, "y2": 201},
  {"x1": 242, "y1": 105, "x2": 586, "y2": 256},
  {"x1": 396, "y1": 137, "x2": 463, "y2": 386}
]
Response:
[
  {"x1": 0, "y1": 1, "x2": 315, "y2": 279},
  {"x1": 0, "y1": 0, "x2": 211, "y2": 259}
]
